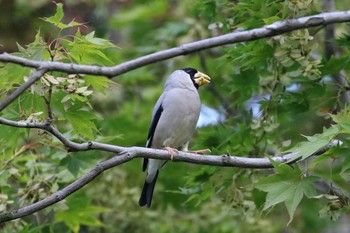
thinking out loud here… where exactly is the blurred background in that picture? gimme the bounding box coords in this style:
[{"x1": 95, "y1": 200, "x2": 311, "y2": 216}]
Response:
[{"x1": 1, "y1": 0, "x2": 350, "y2": 233}]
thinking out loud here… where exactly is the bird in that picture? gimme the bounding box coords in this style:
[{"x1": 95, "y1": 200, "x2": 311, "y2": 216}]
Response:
[{"x1": 139, "y1": 67, "x2": 211, "y2": 208}]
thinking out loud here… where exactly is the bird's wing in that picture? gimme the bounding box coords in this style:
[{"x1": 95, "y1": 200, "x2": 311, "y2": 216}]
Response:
[{"x1": 143, "y1": 93, "x2": 165, "y2": 171}]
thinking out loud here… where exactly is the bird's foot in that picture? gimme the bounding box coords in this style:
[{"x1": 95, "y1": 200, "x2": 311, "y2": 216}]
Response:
[
  {"x1": 190, "y1": 148, "x2": 211, "y2": 155},
  {"x1": 164, "y1": 147, "x2": 178, "y2": 160}
]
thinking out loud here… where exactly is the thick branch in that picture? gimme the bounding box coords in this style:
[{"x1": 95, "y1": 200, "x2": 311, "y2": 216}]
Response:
[
  {"x1": 0, "y1": 11, "x2": 349, "y2": 77},
  {"x1": 0, "y1": 117, "x2": 333, "y2": 167},
  {"x1": 0, "y1": 116, "x2": 298, "y2": 166},
  {"x1": 0, "y1": 11, "x2": 349, "y2": 112},
  {"x1": 0, "y1": 117, "x2": 332, "y2": 222},
  {"x1": 0, "y1": 145, "x2": 330, "y2": 223}
]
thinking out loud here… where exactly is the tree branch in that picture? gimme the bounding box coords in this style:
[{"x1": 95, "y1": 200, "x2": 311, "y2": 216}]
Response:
[
  {"x1": 0, "y1": 117, "x2": 126, "y2": 153},
  {"x1": 0, "y1": 68, "x2": 47, "y2": 111},
  {"x1": 0, "y1": 147, "x2": 330, "y2": 223},
  {"x1": 1, "y1": 11, "x2": 349, "y2": 112},
  {"x1": 0, "y1": 11, "x2": 349, "y2": 77},
  {"x1": 0, "y1": 116, "x2": 299, "y2": 166},
  {"x1": 0, "y1": 116, "x2": 332, "y2": 222}
]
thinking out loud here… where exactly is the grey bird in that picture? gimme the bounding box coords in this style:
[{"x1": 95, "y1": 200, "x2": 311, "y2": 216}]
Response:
[{"x1": 139, "y1": 68, "x2": 211, "y2": 208}]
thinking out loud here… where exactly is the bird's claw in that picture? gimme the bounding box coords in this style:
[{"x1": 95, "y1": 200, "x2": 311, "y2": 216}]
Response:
[
  {"x1": 190, "y1": 148, "x2": 211, "y2": 155},
  {"x1": 164, "y1": 147, "x2": 178, "y2": 160}
]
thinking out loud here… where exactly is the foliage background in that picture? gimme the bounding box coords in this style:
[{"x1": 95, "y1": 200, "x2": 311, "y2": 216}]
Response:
[{"x1": 1, "y1": 0, "x2": 350, "y2": 232}]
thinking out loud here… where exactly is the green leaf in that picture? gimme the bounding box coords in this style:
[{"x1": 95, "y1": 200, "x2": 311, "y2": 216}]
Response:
[
  {"x1": 256, "y1": 163, "x2": 317, "y2": 224},
  {"x1": 17, "y1": 224, "x2": 46, "y2": 233},
  {"x1": 42, "y1": 2, "x2": 83, "y2": 29},
  {"x1": 66, "y1": 31, "x2": 118, "y2": 65},
  {"x1": 83, "y1": 75, "x2": 115, "y2": 93},
  {"x1": 63, "y1": 106, "x2": 98, "y2": 139},
  {"x1": 0, "y1": 63, "x2": 30, "y2": 90},
  {"x1": 85, "y1": 31, "x2": 119, "y2": 48},
  {"x1": 55, "y1": 194, "x2": 109, "y2": 233},
  {"x1": 321, "y1": 56, "x2": 349, "y2": 76},
  {"x1": 286, "y1": 125, "x2": 339, "y2": 161},
  {"x1": 309, "y1": 152, "x2": 334, "y2": 170},
  {"x1": 43, "y1": 2, "x2": 64, "y2": 25},
  {"x1": 331, "y1": 110, "x2": 350, "y2": 134},
  {"x1": 263, "y1": 16, "x2": 281, "y2": 24},
  {"x1": 61, "y1": 155, "x2": 91, "y2": 177},
  {"x1": 15, "y1": 30, "x2": 49, "y2": 61}
]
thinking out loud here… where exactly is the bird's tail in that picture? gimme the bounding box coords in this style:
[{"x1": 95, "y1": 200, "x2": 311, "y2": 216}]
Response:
[{"x1": 139, "y1": 171, "x2": 159, "y2": 208}]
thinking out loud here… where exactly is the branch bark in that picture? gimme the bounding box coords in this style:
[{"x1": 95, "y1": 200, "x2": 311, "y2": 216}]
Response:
[
  {"x1": 0, "y1": 11, "x2": 350, "y2": 77},
  {"x1": 1, "y1": 11, "x2": 350, "y2": 112},
  {"x1": 0, "y1": 116, "x2": 300, "y2": 166},
  {"x1": 0, "y1": 68, "x2": 47, "y2": 111},
  {"x1": 0, "y1": 117, "x2": 332, "y2": 223},
  {"x1": 0, "y1": 11, "x2": 348, "y2": 76},
  {"x1": 0, "y1": 146, "x2": 330, "y2": 223}
]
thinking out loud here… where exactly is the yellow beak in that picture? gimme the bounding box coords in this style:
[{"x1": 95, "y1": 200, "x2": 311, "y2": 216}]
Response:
[{"x1": 194, "y1": 71, "x2": 211, "y2": 86}]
